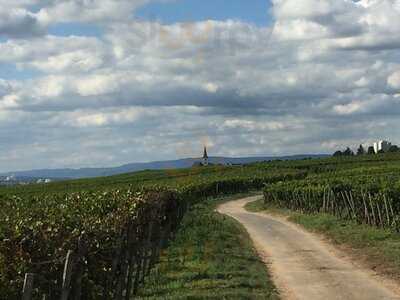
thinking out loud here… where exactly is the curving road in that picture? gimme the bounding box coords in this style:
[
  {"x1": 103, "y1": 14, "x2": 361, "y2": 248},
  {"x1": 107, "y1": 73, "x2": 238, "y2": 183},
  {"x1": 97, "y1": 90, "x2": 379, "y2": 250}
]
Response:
[{"x1": 217, "y1": 196, "x2": 400, "y2": 300}]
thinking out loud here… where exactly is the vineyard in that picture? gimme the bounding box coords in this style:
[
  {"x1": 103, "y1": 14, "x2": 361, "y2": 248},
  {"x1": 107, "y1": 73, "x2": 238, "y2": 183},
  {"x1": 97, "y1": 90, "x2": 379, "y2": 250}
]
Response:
[
  {"x1": 3, "y1": 153, "x2": 400, "y2": 299},
  {"x1": 0, "y1": 164, "x2": 302, "y2": 299},
  {"x1": 264, "y1": 153, "x2": 400, "y2": 231}
]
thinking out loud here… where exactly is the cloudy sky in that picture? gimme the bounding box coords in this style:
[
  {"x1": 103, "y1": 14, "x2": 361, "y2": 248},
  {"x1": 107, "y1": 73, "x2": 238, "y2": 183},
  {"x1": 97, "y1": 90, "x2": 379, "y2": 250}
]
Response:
[{"x1": 0, "y1": 0, "x2": 400, "y2": 171}]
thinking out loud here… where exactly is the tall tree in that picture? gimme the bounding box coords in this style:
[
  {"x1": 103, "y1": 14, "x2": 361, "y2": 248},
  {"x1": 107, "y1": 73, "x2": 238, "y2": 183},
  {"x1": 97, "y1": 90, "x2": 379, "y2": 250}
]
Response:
[
  {"x1": 343, "y1": 147, "x2": 354, "y2": 156},
  {"x1": 333, "y1": 150, "x2": 343, "y2": 157},
  {"x1": 357, "y1": 144, "x2": 365, "y2": 155},
  {"x1": 367, "y1": 146, "x2": 375, "y2": 155}
]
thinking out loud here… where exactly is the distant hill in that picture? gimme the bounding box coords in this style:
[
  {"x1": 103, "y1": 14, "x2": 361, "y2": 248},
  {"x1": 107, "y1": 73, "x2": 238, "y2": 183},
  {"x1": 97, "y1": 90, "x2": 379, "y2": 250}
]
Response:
[{"x1": 0, "y1": 154, "x2": 329, "y2": 180}]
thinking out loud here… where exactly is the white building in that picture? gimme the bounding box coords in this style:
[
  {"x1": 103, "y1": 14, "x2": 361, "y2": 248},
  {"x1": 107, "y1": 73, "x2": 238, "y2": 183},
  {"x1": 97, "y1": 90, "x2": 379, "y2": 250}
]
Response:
[
  {"x1": 373, "y1": 140, "x2": 392, "y2": 154},
  {"x1": 5, "y1": 175, "x2": 15, "y2": 182},
  {"x1": 37, "y1": 178, "x2": 53, "y2": 184}
]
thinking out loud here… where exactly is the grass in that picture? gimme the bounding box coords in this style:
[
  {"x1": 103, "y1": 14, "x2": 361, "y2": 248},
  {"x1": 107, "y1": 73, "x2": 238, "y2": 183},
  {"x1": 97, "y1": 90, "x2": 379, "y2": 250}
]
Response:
[
  {"x1": 137, "y1": 195, "x2": 279, "y2": 299},
  {"x1": 245, "y1": 198, "x2": 400, "y2": 281}
]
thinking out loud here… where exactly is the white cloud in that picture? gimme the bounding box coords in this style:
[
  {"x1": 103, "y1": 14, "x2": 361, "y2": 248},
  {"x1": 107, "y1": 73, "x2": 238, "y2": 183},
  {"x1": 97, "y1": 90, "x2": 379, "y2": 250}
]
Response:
[
  {"x1": 203, "y1": 83, "x2": 219, "y2": 93},
  {"x1": 76, "y1": 74, "x2": 121, "y2": 96},
  {"x1": 333, "y1": 101, "x2": 363, "y2": 115},
  {"x1": 28, "y1": 50, "x2": 106, "y2": 73},
  {"x1": 0, "y1": 36, "x2": 108, "y2": 70},
  {"x1": 0, "y1": 0, "x2": 400, "y2": 170},
  {"x1": 36, "y1": 0, "x2": 150, "y2": 24},
  {"x1": 223, "y1": 119, "x2": 288, "y2": 131},
  {"x1": 62, "y1": 107, "x2": 146, "y2": 128},
  {"x1": 0, "y1": 0, "x2": 155, "y2": 38},
  {"x1": 388, "y1": 71, "x2": 400, "y2": 90}
]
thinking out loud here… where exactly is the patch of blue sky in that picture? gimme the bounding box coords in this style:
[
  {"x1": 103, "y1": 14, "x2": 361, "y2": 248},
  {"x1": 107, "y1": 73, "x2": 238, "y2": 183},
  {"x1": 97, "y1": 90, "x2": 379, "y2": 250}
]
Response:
[
  {"x1": 28, "y1": 3, "x2": 42, "y2": 13},
  {"x1": 48, "y1": 23, "x2": 103, "y2": 38},
  {"x1": 136, "y1": 0, "x2": 273, "y2": 27},
  {"x1": 0, "y1": 63, "x2": 42, "y2": 81}
]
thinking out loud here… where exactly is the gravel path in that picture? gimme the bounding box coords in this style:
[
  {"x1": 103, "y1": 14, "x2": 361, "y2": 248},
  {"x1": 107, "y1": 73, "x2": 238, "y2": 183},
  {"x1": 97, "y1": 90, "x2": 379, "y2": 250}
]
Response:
[{"x1": 218, "y1": 195, "x2": 400, "y2": 300}]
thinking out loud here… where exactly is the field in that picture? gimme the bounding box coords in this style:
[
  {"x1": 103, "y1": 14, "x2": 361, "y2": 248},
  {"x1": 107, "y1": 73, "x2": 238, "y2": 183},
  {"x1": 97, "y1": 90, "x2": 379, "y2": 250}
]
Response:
[
  {"x1": 3, "y1": 153, "x2": 400, "y2": 299},
  {"x1": 0, "y1": 164, "x2": 299, "y2": 299},
  {"x1": 0, "y1": 164, "x2": 300, "y2": 197}
]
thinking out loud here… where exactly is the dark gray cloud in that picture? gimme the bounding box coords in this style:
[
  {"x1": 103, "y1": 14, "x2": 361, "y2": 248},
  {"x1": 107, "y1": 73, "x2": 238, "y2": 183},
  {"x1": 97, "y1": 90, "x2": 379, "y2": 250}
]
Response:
[{"x1": 0, "y1": 8, "x2": 45, "y2": 38}]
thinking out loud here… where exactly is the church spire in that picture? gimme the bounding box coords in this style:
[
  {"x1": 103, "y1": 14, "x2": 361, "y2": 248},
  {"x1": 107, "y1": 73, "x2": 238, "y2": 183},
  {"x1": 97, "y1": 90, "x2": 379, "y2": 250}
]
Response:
[
  {"x1": 203, "y1": 146, "x2": 208, "y2": 159},
  {"x1": 202, "y1": 146, "x2": 209, "y2": 166}
]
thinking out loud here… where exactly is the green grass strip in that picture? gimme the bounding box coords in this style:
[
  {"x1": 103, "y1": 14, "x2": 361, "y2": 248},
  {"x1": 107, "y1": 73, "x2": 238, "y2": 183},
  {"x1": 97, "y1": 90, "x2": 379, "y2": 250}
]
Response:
[{"x1": 138, "y1": 197, "x2": 279, "y2": 299}]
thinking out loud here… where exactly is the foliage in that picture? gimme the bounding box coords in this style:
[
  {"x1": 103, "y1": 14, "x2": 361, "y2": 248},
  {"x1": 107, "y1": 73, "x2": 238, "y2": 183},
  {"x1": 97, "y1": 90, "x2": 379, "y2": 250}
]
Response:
[
  {"x1": 357, "y1": 144, "x2": 365, "y2": 155},
  {"x1": 333, "y1": 150, "x2": 343, "y2": 157},
  {"x1": 0, "y1": 165, "x2": 302, "y2": 298},
  {"x1": 264, "y1": 153, "x2": 400, "y2": 233},
  {"x1": 333, "y1": 147, "x2": 354, "y2": 157},
  {"x1": 343, "y1": 147, "x2": 355, "y2": 156},
  {"x1": 367, "y1": 146, "x2": 375, "y2": 155},
  {"x1": 389, "y1": 145, "x2": 400, "y2": 153}
]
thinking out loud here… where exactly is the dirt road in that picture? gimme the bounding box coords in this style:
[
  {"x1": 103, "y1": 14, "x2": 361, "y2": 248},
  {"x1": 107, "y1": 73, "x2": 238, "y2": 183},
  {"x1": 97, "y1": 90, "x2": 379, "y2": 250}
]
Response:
[{"x1": 218, "y1": 196, "x2": 400, "y2": 300}]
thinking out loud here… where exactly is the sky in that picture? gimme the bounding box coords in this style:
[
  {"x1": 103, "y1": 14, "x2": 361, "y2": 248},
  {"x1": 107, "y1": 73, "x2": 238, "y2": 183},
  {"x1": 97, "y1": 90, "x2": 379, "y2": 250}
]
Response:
[{"x1": 0, "y1": 0, "x2": 400, "y2": 172}]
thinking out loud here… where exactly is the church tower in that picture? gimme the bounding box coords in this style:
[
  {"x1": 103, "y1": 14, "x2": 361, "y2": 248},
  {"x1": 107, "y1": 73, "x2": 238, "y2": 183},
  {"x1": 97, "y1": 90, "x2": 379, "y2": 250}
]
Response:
[{"x1": 202, "y1": 146, "x2": 209, "y2": 166}]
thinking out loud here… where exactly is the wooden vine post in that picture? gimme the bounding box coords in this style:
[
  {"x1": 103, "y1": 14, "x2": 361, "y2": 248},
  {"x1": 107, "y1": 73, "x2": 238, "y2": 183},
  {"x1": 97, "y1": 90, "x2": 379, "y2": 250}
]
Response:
[
  {"x1": 60, "y1": 250, "x2": 74, "y2": 300},
  {"x1": 22, "y1": 273, "x2": 35, "y2": 300}
]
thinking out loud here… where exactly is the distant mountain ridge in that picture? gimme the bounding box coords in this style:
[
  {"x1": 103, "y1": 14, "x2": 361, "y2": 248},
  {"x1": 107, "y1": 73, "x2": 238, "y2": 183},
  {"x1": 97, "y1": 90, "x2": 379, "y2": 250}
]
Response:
[{"x1": 1, "y1": 154, "x2": 328, "y2": 180}]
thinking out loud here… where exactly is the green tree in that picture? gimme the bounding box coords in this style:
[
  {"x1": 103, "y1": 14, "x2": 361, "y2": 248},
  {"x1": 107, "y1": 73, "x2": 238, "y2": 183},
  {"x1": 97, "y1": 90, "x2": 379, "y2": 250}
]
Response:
[
  {"x1": 343, "y1": 147, "x2": 354, "y2": 156},
  {"x1": 367, "y1": 146, "x2": 375, "y2": 155},
  {"x1": 357, "y1": 144, "x2": 365, "y2": 155},
  {"x1": 388, "y1": 145, "x2": 400, "y2": 153},
  {"x1": 333, "y1": 150, "x2": 343, "y2": 157}
]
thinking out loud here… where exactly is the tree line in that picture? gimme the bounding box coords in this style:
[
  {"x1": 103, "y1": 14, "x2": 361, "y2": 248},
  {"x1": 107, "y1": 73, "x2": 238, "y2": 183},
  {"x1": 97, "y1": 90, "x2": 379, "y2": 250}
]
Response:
[{"x1": 333, "y1": 144, "x2": 400, "y2": 157}]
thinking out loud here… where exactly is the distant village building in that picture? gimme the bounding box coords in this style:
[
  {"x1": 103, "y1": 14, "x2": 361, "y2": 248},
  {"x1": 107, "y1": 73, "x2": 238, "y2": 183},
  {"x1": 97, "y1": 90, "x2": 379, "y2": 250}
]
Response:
[
  {"x1": 203, "y1": 146, "x2": 209, "y2": 166},
  {"x1": 373, "y1": 140, "x2": 392, "y2": 154},
  {"x1": 36, "y1": 178, "x2": 52, "y2": 184},
  {"x1": 5, "y1": 175, "x2": 15, "y2": 182}
]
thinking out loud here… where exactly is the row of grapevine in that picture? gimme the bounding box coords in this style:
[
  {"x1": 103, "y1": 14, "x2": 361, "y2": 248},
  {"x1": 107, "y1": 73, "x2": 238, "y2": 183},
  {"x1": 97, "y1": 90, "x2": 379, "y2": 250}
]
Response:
[
  {"x1": 264, "y1": 177, "x2": 400, "y2": 232},
  {"x1": 1, "y1": 189, "x2": 184, "y2": 300},
  {"x1": 1, "y1": 170, "x2": 306, "y2": 299}
]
